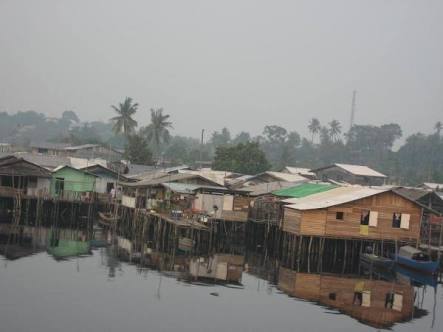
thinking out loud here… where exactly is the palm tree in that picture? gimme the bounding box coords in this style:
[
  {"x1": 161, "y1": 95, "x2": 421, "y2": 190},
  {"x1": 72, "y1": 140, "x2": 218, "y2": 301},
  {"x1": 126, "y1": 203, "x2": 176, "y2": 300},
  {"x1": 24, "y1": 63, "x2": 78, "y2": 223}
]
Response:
[
  {"x1": 329, "y1": 119, "x2": 342, "y2": 142},
  {"x1": 144, "y1": 108, "x2": 173, "y2": 152},
  {"x1": 308, "y1": 118, "x2": 321, "y2": 143},
  {"x1": 110, "y1": 97, "x2": 138, "y2": 136},
  {"x1": 435, "y1": 121, "x2": 442, "y2": 137}
]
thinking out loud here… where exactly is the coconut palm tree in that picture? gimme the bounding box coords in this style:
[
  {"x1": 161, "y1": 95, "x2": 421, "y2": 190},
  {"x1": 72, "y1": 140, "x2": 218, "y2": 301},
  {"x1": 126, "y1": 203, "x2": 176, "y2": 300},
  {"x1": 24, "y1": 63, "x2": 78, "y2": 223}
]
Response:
[
  {"x1": 110, "y1": 97, "x2": 138, "y2": 136},
  {"x1": 308, "y1": 118, "x2": 321, "y2": 143},
  {"x1": 435, "y1": 121, "x2": 442, "y2": 137},
  {"x1": 144, "y1": 108, "x2": 173, "y2": 152},
  {"x1": 328, "y1": 119, "x2": 342, "y2": 142}
]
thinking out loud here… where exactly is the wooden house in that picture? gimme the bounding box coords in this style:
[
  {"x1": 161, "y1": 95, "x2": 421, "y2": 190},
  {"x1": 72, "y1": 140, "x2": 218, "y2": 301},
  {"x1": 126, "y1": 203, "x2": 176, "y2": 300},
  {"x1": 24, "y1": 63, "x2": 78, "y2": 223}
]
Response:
[
  {"x1": 282, "y1": 186, "x2": 422, "y2": 243},
  {"x1": 50, "y1": 165, "x2": 97, "y2": 201},
  {"x1": 278, "y1": 268, "x2": 415, "y2": 328},
  {"x1": 80, "y1": 164, "x2": 127, "y2": 201},
  {"x1": 30, "y1": 142, "x2": 70, "y2": 156},
  {"x1": 189, "y1": 254, "x2": 244, "y2": 283},
  {"x1": 0, "y1": 156, "x2": 51, "y2": 198},
  {"x1": 120, "y1": 172, "x2": 224, "y2": 209},
  {"x1": 63, "y1": 144, "x2": 123, "y2": 160},
  {"x1": 394, "y1": 187, "x2": 443, "y2": 248},
  {"x1": 311, "y1": 163, "x2": 387, "y2": 186},
  {"x1": 249, "y1": 182, "x2": 337, "y2": 225}
]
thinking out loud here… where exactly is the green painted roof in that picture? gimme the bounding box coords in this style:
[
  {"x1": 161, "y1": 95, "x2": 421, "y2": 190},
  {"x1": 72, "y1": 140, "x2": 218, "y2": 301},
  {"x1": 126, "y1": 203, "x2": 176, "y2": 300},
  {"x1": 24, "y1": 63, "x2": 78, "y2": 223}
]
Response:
[{"x1": 272, "y1": 183, "x2": 337, "y2": 198}]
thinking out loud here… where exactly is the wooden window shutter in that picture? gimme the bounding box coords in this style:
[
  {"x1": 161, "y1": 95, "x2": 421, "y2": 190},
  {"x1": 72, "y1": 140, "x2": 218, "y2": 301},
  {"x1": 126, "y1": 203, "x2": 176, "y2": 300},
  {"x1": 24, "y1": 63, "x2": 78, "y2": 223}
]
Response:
[
  {"x1": 400, "y1": 214, "x2": 410, "y2": 229},
  {"x1": 362, "y1": 291, "x2": 371, "y2": 307},
  {"x1": 369, "y1": 211, "x2": 378, "y2": 227},
  {"x1": 393, "y1": 294, "x2": 403, "y2": 311}
]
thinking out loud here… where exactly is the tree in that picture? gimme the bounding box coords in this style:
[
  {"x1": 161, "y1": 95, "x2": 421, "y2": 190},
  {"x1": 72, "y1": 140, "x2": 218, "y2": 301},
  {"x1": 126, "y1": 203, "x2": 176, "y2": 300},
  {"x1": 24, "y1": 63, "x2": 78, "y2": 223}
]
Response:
[
  {"x1": 61, "y1": 110, "x2": 80, "y2": 124},
  {"x1": 211, "y1": 127, "x2": 231, "y2": 148},
  {"x1": 328, "y1": 119, "x2": 342, "y2": 142},
  {"x1": 308, "y1": 118, "x2": 321, "y2": 143},
  {"x1": 319, "y1": 126, "x2": 332, "y2": 145},
  {"x1": 232, "y1": 131, "x2": 251, "y2": 145},
  {"x1": 124, "y1": 134, "x2": 153, "y2": 164},
  {"x1": 435, "y1": 121, "x2": 442, "y2": 137},
  {"x1": 111, "y1": 97, "x2": 138, "y2": 136},
  {"x1": 143, "y1": 108, "x2": 173, "y2": 152},
  {"x1": 263, "y1": 125, "x2": 287, "y2": 143},
  {"x1": 212, "y1": 142, "x2": 270, "y2": 174}
]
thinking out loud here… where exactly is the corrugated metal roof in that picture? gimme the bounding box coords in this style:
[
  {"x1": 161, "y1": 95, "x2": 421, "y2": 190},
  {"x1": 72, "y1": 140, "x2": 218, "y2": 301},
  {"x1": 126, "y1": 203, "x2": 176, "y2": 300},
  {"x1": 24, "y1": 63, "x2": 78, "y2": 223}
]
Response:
[
  {"x1": 285, "y1": 185, "x2": 392, "y2": 210},
  {"x1": 393, "y1": 187, "x2": 428, "y2": 201},
  {"x1": 122, "y1": 172, "x2": 222, "y2": 188},
  {"x1": 312, "y1": 163, "x2": 386, "y2": 178},
  {"x1": 283, "y1": 166, "x2": 315, "y2": 177},
  {"x1": 335, "y1": 163, "x2": 386, "y2": 177},
  {"x1": 3, "y1": 152, "x2": 71, "y2": 169},
  {"x1": 52, "y1": 165, "x2": 98, "y2": 177},
  {"x1": 244, "y1": 181, "x2": 301, "y2": 196},
  {"x1": 64, "y1": 144, "x2": 100, "y2": 151},
  {"x1": 0, "y1": 155, "x2": 52, "y2": 177},
  {"x1": 69, "y1": 157, "x2": 107, "y2": 169},
  {"x1": 265, "y1": 171, "x2": 309, "y2": 182},
  {"x1": 422, "y1": 182, "x2": 443, "y2": 191},
  {"x1": 273, "y1": 182, "x2": 337, "y2": 198},
  {"x1": 162, "y1": 182, "x2": 228, "y2": 194},
  {"x1": 179, "y1": 169, "x2": 232, "y2": 186}
]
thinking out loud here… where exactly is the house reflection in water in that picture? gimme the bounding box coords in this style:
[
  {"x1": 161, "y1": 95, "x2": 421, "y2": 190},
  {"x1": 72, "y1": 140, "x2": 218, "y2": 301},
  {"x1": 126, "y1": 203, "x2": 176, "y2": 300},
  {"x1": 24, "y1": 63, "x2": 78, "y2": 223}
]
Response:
[
  {"x1": 189, "y1": 254, "x2": 244, "y2": 283},
  {"x1": 277, "y1": 267, "x2": 419, "y2": 329}
]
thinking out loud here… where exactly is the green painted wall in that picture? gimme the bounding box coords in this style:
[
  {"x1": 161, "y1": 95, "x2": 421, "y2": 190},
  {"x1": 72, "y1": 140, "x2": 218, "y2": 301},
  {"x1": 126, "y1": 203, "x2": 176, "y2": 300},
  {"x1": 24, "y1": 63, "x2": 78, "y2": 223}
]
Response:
[{"x1": 50, "y1": 167, "x2": 96, "y2": 196}]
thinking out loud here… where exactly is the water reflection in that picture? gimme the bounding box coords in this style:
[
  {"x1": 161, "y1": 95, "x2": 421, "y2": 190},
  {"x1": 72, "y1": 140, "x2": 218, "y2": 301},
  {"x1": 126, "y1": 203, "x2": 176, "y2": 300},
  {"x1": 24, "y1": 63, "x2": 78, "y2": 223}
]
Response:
[{"x1": 0, "y1": 224, "x2": 441, "y2": 331}]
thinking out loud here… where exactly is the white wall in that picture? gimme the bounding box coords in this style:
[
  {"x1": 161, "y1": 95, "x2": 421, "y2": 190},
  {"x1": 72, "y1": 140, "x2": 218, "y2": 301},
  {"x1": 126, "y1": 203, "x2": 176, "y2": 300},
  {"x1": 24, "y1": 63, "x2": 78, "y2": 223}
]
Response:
[
  {"x1": 27, "y1": 177, "x2": 51, "y2": 196},
  {"x1": 122, "y1": 195, "x2": 136, "y2": 208},
  {"x1": 95, "y1": 176, "x2": 117, "y2": 194}
]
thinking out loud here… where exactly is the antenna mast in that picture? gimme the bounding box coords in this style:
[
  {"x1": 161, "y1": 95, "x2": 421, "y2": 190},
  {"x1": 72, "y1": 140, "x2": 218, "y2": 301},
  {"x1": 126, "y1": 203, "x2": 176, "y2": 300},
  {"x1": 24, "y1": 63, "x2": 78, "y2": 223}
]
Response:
[{"x1": 349, "y1": 90, "x2": 357, "y2": 132}]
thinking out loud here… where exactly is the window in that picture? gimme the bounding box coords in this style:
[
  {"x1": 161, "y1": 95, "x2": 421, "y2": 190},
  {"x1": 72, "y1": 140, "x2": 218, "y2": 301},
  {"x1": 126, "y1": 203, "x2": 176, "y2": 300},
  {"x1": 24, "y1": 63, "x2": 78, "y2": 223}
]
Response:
[
  {"x1": 392, "y1": 213, "x2": 401, "y2": 228},
  {"x1": 329, "y1": 293, "x2": 336, "y2": 301},
  {"x1": 400, "y1": 214, "x2": 410, "y2": 229},
  {"x1": 369, "y1": 211, "x2": 378, "y2": 227},
  {"x1": 106, "y1": 182, "x2": 114, "y2": 193},
  {"x1": 28, "y1": 176, "x2": 37, "y2": 188},
  {"x1": 360, "y1": 210, "x2": 370, "y2": 225},
  {"x1": 1, "y1": 176, "x2": 13, "y2": 187},
  {"x1": 335, "y1": 211, "x2": 344, "y2": 220},
  {"x1": 354, "y1": 291, "x2": 371, "y2": 307},
  {"x1": 55, "y1": 177, "x2": 64, "y2": 195},
  {"x1": 385, "y1": 292, "x2": 403, "y2": 311}
]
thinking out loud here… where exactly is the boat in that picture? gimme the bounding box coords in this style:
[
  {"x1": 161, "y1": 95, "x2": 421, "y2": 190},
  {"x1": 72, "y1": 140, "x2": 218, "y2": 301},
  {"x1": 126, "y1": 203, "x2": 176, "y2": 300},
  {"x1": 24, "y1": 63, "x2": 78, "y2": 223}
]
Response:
[
  {"x1": 98, "y1": 212, "x2": 118, "y2": 227},
  {"x1": 395, "y1": 265, "x2": 438, "y2": 287},
  {"x1": 392, "y1": 245, "x2": 439, "y2": 274},
  {"x1": 360, "y1": 253, "x2": 395, "y2": 270}
]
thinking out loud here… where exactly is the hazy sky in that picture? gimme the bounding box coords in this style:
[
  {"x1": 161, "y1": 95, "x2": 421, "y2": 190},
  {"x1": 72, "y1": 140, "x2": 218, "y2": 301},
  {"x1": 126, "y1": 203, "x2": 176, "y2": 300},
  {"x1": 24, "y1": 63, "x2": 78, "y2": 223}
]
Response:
[{"x1": 0, "y1": 0, "x2": 442, "y2": 139}]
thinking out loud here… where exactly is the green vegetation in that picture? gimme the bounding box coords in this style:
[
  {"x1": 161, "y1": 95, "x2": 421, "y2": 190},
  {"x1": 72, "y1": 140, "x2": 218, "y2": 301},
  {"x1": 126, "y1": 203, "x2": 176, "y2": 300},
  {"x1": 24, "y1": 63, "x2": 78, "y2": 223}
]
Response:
[
  {"x1": 124, "y1": 134, "x2": 153, "y2": 165},
  {"x1": 212, "y1": 142, "x2": 270, "y2": 174},
  {"x1": 111, "y1": 97, "x2": 138, "y2": 136},
  {"x1": 0, "y1": 107, "x2": 441, "y2": 185},
  {"x1": 141, "y1": 108, "x2": 172, "y2": 155}
]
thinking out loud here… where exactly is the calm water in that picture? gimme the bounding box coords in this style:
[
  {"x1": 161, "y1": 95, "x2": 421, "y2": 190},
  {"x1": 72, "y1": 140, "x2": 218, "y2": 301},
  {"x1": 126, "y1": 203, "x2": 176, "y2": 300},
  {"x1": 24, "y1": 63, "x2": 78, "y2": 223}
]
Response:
[{"x1": 0, "y1": 227, "x2": 442, "y2": 332}]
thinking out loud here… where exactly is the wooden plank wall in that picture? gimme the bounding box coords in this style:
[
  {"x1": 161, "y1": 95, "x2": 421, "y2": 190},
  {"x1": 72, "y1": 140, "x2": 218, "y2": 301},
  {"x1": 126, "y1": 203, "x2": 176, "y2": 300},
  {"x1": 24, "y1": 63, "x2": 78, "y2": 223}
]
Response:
[
  {"x1": 282, "y1": 208, "x2": 302, "y2": 234},
  {"x1": 324, "y1": 191, "x2": 421, "y2": 241},
  {"x1": 233, "y1": 196, "x2": 253, "y2": 211},
  {"x1": 301, "y1": 210, "x2": 327, "y2": 235},
  {"x1": 278, "y1": 270, "x2": 414, "y2": 328},
  {"x1": 319, "y1": 275, "x2": 414, "y2": 328}
]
